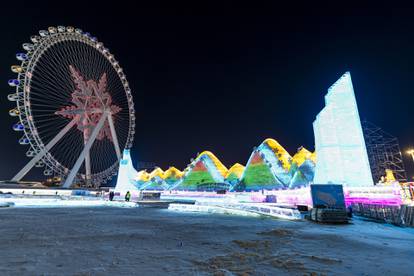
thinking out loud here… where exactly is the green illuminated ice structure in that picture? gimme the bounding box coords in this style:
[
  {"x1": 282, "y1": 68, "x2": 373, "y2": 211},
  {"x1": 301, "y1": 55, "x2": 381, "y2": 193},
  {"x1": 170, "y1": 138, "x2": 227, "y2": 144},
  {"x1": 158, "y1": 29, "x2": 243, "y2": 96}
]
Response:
[{"x1": 313, "y1": 72, "x2": 373, "y2": 187}]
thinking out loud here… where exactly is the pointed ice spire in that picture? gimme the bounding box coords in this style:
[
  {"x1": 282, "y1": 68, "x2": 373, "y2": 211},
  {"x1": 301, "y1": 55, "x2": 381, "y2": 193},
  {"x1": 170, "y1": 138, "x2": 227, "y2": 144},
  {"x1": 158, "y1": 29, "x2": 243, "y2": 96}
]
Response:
[
  {"x1": 114, "y1": 149, "x2": 139, "y2": 194},
  {"x1": 313, "y1": 72, "x2": 373, "y2": 186}
]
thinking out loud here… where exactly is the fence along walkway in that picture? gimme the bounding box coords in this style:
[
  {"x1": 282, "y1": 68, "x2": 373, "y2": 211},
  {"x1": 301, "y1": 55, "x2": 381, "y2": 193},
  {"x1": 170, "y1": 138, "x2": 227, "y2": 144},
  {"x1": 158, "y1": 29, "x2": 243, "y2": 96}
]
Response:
[{"x1": 352, "y1": 203, "x2": 414, "y2": 227}]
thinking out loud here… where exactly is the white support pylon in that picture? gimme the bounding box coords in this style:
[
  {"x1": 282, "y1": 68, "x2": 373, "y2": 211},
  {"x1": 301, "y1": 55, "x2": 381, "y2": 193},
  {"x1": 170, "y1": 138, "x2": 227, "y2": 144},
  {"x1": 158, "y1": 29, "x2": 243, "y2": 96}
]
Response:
[
  {"x1": 12, "y1": 117, "x2": 79, "y2": 182},
  {"x1": 63, "y1": 112, "x2": 109, "y2": 188},
  {"x1": 83, "y1": 129, "x2": 92, "y2": 187},
  {"x1": 107, "y1": 113, "x2": 122, "y2": 161}
]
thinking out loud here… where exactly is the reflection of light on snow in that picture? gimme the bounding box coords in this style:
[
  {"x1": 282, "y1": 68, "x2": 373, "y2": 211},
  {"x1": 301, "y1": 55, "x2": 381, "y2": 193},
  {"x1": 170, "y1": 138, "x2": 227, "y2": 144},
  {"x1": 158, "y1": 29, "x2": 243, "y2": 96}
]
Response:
[
  {"x1": 168, "y1": 202, "x2": 302, "y2": 220},
  {"x1": 168, "y1": 204, "x2": 261, "y2": 217},
  {"x1": 229, "y1": 203, "x2": 302, "y2": 220},
  {"x1": 0, "y1": 197, "x2": 137, "y2": 208}
]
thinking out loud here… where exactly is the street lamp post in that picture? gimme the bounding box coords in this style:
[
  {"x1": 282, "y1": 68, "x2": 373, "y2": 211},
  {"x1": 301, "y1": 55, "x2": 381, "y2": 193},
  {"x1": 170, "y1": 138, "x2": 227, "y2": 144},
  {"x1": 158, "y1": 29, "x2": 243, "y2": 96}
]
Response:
[
  {"x1": 408, "y1": 149, "x2": 414, "y2": 163},
  {"x1": 407, "y1": 149, "x2": 414, "y2": 181}
]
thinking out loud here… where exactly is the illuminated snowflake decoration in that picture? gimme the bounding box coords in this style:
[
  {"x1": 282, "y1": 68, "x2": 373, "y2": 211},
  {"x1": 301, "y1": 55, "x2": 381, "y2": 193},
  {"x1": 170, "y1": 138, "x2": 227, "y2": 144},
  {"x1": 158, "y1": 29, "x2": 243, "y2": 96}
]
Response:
[{"x1": 56, "y1": 65, "x2": 121, "y2": 141}]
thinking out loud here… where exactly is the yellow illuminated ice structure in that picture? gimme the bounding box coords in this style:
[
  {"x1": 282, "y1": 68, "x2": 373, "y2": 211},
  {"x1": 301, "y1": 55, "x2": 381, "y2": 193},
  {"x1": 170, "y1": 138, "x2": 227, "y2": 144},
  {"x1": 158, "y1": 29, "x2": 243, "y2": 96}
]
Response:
[
  {"x1": 385, "y1": 169, "x2": 396, "y2": 182},
  {"x1": 289, "y1": 147, "x2": 316, "y2": 188},
  {"x1": 237, "y1": 139, "x2": 287, "y2": 191},
  {"x1": 226, "y1": 163, "x2": 245, "y2": 179},
  {"x1": 236, "y1": 139, "x2": 316, "y2": 191},
  {"x1": 196, "y1": 151, "x2": 228, "y2": 177},
  {"x1": 140, "y1": 167, "x2": 167, "y2": 190},
  {"x1": 164, "y1": 166, "x2": 184, "y2": 178},
  {"x1": 116, "y1": 140, "x2": 316, "y2": 192},
  {"x1": 291, "y1": 147, "x2": 315, "y2": 166},
  {"x1": 225, "y1": 163, "x2": 245, "y2": 186},
  {"x1": 149, "y1": 167, "x2": 165, "y2": 179},
  {"x1": 172, "y1": 151, "x2": 228, "y2": 190},
  {"x1": 379, "y1": 169, "x2": 397, "y2": 185},
  {"x1": 164, "y1": 166, "x2": 184, "y2": 186},
  {"x1": 135, "y1": 167, "x2": 184, "y2": 190},
  {"x1": 262, "y1": 138, "x2": 292, "y2": 171},
  {"x1": 135, "y1": 170, "x2": 150, "y2": 182}
]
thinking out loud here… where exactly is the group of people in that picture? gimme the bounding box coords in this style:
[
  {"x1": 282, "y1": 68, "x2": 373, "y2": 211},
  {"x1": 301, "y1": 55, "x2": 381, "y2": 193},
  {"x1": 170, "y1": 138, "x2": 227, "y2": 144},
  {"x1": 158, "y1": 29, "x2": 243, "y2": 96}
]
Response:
[{"x1": 108, "y1": 190, "x2": 131, "y2": 202}]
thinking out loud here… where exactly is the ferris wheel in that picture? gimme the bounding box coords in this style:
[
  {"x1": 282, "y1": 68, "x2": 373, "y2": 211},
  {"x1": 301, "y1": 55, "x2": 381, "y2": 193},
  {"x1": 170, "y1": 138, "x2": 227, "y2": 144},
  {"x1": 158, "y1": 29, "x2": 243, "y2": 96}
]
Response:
[{"x1": 8, "y1": 26, "x2": 135, "y2": 188}]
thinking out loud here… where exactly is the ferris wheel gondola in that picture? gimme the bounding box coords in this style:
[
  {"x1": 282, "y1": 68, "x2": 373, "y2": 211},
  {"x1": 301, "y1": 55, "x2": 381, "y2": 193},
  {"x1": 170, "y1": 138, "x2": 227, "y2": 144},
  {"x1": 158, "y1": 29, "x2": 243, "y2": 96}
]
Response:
[{"x1": 8, "y1": 26, "x2": 135, "y2": 188}]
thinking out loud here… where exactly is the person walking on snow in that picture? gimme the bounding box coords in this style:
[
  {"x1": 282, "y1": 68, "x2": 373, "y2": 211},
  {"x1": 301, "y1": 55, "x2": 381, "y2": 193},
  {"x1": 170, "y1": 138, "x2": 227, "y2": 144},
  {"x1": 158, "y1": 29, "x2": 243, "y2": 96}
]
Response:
[{"x1": 125, "y1": 191, "x2": 131, "y2": 202}]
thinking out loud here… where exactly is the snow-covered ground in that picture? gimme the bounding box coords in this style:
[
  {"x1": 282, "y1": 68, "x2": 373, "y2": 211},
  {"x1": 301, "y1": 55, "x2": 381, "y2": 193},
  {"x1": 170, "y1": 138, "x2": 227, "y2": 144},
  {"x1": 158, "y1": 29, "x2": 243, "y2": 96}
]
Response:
[
  {"x1": 0, "y1": 195, "x2": 137, "y2": 208},
  {"x1": 0, "y1": 207, "x2": 413, "y2": 275}
]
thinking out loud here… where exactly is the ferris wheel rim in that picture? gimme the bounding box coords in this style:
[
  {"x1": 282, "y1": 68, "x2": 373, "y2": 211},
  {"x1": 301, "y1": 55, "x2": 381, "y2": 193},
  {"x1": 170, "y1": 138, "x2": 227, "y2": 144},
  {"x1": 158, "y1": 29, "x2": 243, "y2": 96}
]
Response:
[{"x1": 11, "y1": 26, "x2": 135, "y2": 185}]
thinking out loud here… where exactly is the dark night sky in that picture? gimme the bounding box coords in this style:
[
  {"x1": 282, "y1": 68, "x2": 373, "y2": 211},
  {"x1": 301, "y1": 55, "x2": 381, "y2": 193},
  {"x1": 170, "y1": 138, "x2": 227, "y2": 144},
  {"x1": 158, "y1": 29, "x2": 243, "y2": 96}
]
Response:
[{"x1": 0, "y1": 2, "x2": 413, "y2": 182}]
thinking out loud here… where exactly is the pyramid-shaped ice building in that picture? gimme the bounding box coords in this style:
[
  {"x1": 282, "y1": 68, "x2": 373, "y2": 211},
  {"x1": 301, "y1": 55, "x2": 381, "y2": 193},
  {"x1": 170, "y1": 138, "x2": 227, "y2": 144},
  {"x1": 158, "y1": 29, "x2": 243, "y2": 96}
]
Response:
[
  {"x1": 171, "y1": 151, "x2": 228, "y2": 191},
  {"x1": 235, "y1": 139, "x2": 316, "y2": 191}
]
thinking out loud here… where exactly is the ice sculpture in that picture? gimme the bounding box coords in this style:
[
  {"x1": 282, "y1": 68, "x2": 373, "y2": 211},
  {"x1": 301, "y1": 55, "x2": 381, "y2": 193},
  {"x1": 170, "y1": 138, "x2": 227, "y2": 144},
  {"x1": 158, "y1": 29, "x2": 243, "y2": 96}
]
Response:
[
  {"x1": 116, "y1": 141, "x2": 316, "y2": 192},
  {"x1": 289, "y1": 148, "x2": 316, "y2": 188},
  {"x1": 164, "y1": 167, "x2": 184, "y2": 187},
  {"x1": 141, "y1": 168, "x2": 167, "y2": 190},
  {"x1": 236, "y1": 150, "x2": 282, "y2": 191},
  {"x1": 115, "y1": 73, "x2": 372, "y2": 191},
  {"x1": 135, "y1": 170, "x2": 150, "y2": 187},
  {"x1": 313, "y1": 72, "x2": 373, "y2": 187},
  {"x1": 236, "y1": 139, "x2": 314, "y2": 191},
  {"x1": 114, "y1": 149, "x2": 139, "y2": 194},
  {"x1": 225, "y1": 163, "x2": 245, "y2": 186},
  {"x1": 171, "y1": 151, "x2": 228, "y2": 191}
]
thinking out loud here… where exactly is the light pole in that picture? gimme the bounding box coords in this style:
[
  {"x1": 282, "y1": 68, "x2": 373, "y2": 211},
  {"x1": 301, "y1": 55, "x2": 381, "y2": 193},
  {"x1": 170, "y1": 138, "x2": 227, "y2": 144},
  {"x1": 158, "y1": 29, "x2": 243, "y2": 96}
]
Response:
[
  {"x1": 408, "y1": 149, "x2": 414, "y2": 164},
  {"x1": 407, "y1": 149, "x2": 414, "y2": 182}
]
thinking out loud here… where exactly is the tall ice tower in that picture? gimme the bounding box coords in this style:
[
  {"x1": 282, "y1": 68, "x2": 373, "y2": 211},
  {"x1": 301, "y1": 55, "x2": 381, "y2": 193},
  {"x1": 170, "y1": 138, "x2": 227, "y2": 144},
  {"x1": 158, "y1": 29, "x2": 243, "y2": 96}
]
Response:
[
  {"x1": 114, "y1": 149, "x2": 139, "y2": 194},
  {"x1": 313, "y1": 72, "x2": 373, "y2": 186}
]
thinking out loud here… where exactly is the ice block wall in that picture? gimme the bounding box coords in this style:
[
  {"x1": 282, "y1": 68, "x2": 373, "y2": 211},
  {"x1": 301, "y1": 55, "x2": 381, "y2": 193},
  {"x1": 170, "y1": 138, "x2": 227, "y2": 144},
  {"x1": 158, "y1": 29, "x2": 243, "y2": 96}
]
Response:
[{"x1": 313, "y1": 72, "x2": 373, "y2": 187}]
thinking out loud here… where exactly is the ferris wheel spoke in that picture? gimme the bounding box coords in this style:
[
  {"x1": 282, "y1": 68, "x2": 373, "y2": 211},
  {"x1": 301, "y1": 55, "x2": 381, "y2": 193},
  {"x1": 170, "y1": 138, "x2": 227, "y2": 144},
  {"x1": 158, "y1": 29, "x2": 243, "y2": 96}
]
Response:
[
  {"x1": 34, "y1": 60, "x2": 73, "y2": 93},
  {"x1": 12, "y1": 117, "x2": 79, "y2": 181}
]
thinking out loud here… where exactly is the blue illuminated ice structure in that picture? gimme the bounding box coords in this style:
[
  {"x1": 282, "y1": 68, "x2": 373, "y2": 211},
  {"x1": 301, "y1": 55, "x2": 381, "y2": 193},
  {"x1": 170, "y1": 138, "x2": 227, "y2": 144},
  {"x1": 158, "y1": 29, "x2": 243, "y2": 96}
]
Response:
[
  {"x1": 114, "y1": 149, "x2": 139, "y2": 194},
  {"x1": 313, "y1": 72, "x2": 373, "y2": 187}
]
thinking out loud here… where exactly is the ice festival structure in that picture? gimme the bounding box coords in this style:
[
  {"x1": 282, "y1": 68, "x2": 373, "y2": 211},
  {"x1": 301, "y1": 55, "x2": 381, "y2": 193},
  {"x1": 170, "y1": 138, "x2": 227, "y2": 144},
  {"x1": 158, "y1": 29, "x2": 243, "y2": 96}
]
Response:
[
  {"x1": 313, "y1": 72, "x2": 373, "y2": 187},
  {"x1": 225, "y1": 164, "x2": 245, "y2": 186},
  {"x1": 234, "y1": 139, "x2": 316, "y2": 191},
  {"x1": 114, "y1": 141, "x2": 316, "y2": 192},
  {"x1": 114, "y1": 149, "x2": 139, "y2": 194},
  {"x1": 171, "y1": 151, "x2": 228, "y2": 191},
  {"x1": 114, "y1": 72, "x2": 373, "y2": 192}
]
